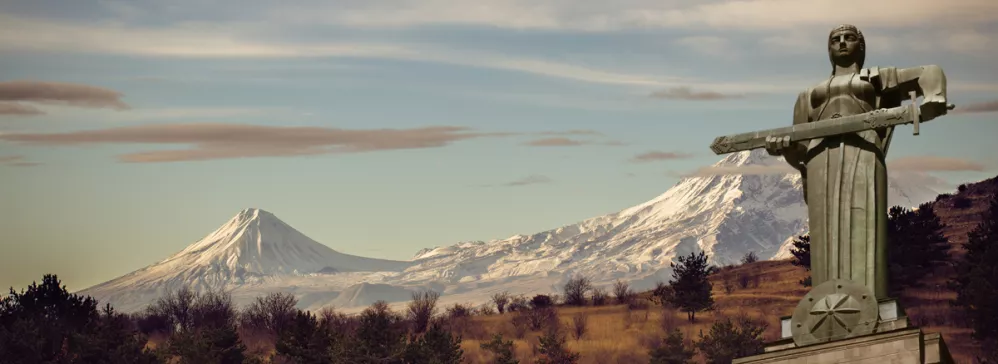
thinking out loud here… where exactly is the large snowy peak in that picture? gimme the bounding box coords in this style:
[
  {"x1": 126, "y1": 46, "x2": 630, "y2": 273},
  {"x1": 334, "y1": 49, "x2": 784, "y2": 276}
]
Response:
[{"x1": 402, "y1": 149, "x2": 940, "y2": 292}]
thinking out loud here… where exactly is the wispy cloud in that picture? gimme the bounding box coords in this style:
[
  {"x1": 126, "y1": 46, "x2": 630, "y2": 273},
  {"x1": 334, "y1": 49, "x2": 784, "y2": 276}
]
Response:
[
  {"x1": 649, "y1": 87, "x2": 742, "y2": 101},
  {"x1": 501, "y1": 175, "x2": 552, "y2": 187},
  {"x1": 0, "y1": 15, "x2": 822, "y2": 94},
  {"x1": 0, "y1": 81, "x2": 129, "y2": 113},
  {"x1": 952, "y1": 100, "x2": 998, "y2": 114},
  {"x1": 0, "y1": 102, "x2": 43, "y2": 116},
  {"x1": 630, "y1": 151, "x2": 694, "y2": 162},
  {"x1": 522, "y1": 137, "x2": 626, "y2": 147},
  {"x1": 266, "y1": 0, "x2": 998, "y2": 32},
  {"x1": 523, "y1": 137, "x2": 588, "y2": 147},
  {"x1": 0, "y1": 155, "x2": 40, "y2": 167},
  {"x1": 0, "y1": 123, "x2": 513, "y2": 163},
  {"x1": 888, "y1": 156, "x2": 988, "y2": 172},
  {"x1": 537, "y1": 129, "x2": 603, "y2": 136}
]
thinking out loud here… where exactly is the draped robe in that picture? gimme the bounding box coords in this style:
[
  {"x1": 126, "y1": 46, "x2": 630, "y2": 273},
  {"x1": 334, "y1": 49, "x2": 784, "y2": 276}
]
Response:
[{"x1": 795, "y1": 67, "x2": 901, "y2": 300}]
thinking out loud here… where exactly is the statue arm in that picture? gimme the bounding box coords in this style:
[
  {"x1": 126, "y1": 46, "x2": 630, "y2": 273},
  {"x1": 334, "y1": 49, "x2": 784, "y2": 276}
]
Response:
[{"x1": 884, "y1": 65, "x2": 949, "y2": 121}]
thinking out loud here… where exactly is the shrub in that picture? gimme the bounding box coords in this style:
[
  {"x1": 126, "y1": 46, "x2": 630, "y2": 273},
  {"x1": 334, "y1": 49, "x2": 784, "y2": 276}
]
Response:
[
  {"x1": 571, "y1": 313, "x2": 587, "y2": 340},
  {"x1": 740, "y1": 252, "x2": 759, "y2": 264},
  {"x1": 492, "y1": 291, "x2": 512, "y2": 314},
  {"x1": 649, "y1": 328, "x2": 696, "y2": 364},
  {"x1": 508, "y1": 295, "x2": 530, "y2": 313},
  {"x1": 531, "y1": 294, "x2": 554, "y2": 309}
]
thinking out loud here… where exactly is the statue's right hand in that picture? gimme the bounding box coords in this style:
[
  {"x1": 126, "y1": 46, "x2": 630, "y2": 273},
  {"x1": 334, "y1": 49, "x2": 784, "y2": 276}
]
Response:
[{"x1": 764, "y1": 135, "x2": 791, "y2": 156}]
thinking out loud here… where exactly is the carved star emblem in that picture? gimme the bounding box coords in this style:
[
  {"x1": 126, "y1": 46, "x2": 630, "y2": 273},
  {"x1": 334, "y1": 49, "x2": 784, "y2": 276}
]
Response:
[{"x1": 808, "y1": 293, "x2": 862, "y2": 334}]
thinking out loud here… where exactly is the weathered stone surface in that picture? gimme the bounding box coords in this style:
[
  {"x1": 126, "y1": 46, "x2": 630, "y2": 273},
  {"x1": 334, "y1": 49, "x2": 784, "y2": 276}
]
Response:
[{"x1": 733, "y1": 328, "x2": 953, "y2": 364}]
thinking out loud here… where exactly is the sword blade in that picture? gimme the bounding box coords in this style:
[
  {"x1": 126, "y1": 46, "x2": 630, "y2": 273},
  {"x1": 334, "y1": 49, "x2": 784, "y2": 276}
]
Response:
[{"x1": 709, "y1": 103, "x2": 920, "y2": 155}]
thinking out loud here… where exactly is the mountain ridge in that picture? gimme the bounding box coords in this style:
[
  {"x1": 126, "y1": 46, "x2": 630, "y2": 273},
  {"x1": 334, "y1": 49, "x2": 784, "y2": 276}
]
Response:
[{"x1": 79, "y1": 150, "x2": 944, "y2": 313}]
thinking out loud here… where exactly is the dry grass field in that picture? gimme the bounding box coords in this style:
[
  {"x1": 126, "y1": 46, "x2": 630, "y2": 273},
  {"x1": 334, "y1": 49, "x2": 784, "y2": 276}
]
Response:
[{"x1": 451, "y1": 258, "x2": 983, "y2": 363}]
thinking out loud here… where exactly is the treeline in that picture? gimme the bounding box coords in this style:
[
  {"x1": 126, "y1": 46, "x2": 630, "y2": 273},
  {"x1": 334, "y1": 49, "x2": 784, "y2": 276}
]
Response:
[{"x1": 0, "y1": 250, "x2": 766, "y2": 364}]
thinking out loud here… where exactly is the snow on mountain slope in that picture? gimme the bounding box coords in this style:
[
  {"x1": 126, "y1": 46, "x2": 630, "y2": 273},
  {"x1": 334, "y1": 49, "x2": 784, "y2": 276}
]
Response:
[
  {"x1": 396, "y1": 149, "x2": 941, "y2": 294},
  {"x1": 78, "y1": 150, "x2": 941, "y2": 313},
  {"x1": 80, "y1": 208, "x2": 413, "y2": 312}
]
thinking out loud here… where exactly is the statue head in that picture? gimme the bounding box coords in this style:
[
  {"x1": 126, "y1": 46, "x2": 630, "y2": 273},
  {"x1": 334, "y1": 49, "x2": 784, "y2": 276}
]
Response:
[{"x1": 827, "y1": 24, "x2": 865, "y2": 74}]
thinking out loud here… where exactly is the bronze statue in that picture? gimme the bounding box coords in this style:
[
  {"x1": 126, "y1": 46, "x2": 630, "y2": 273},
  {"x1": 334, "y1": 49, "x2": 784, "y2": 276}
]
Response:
[
  {"x1": 766, "y1": 24, "x2": 948, "y2": 300},
  {"x1": 708, "y1": 24, "x2": 952, "y2": 345}
]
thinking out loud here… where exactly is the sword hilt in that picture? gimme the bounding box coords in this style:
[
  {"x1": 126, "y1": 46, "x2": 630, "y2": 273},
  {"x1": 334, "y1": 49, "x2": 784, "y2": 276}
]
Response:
[{"x1": 910, "y1": 91, "x2": 920, "y2": 136}]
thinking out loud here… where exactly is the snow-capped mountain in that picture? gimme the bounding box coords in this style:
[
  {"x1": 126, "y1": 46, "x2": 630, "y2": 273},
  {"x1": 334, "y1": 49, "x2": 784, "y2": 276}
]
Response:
[
  {"x1": 79, "y1": 149, "x2": 942, "y2": 313},
  {"x1": 80, "y1": 208, "x2": 412, "y2": 312}
]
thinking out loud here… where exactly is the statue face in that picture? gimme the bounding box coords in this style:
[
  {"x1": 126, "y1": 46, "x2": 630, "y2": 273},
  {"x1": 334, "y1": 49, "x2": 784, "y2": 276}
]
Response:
[{"x1": 828, "y1": 29, "x2": 862, "y2": 63}]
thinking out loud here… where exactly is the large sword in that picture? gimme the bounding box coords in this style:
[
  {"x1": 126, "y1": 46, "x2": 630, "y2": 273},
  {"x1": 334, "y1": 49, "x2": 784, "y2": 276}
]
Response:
[{"x1": 709, "y1": 91, "x2": 955, "y2": 155}]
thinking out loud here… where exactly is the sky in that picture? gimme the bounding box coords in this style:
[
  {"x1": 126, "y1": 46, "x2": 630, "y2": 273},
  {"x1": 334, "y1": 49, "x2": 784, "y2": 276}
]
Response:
[{"x1": 1, "y1": 0, "x2": 997, "y2": 292}]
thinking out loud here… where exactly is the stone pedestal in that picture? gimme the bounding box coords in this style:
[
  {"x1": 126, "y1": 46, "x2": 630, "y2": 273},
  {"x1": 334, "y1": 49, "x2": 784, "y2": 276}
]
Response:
[
  {"x1": 732, "y1": 328, "x2": 952, "y2": 364},
  {"x1": 734, "y1": 299, "x2": 954, "y2": 364}
]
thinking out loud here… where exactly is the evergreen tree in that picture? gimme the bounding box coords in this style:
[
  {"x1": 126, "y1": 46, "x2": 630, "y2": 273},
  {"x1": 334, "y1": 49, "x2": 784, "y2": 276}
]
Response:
[
  {"x1": 0, "y1": 274, "x2": 159, "y2": 364},
  {"x1": 649, "y1": 328, "x2": 695, "y2": 364},
  {"x1": 534, "y1": 329, "x2": 580, "y2": 364},
  {"x1": 789, "y1": 234, "x2": 811, "y2": 286},
  {"x1": 666, "y1": 251, "x2": 715, "y2": 322},
  {"x1": 695, "y1": 316, "x2": 766, "y2": 364},
  {"x1": 402, "y1": 321, "x2": 464, "y2": 364},
  {"x1": 354, "y1": 301, "x2": 407, "y2": 364},
  {"x1": 480, "y1": 333, "x2": 519, "y2": 364},
  {"x1": 887, "y1": 203, "x2": 951, "y2": 297},
  {"x1": 952, "y1": 195, "x2": 998, "y2": 355},
  {"x1": 275, "y1": 310, "x2": 332, "y2": 364}
]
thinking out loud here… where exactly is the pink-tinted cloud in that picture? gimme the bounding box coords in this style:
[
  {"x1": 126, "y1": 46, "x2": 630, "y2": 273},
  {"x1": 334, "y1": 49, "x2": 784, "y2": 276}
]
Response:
[
  {"x1": 523, "y1": 137, "x2": 588, "y2": 146},
  {"x1": 952, "y1": 99, "x2": 998, "y2": 114},
  {"x1": 0, "y1": 81, "x2": 129, "y2": 111},
  {"x1": 0, "y1": 102, "x2": 43, "y2": 115},
  {"x1": 537, "y1": 129, "x2": 602, "y2": 136},
  {"x1": 0, "y1": 155, "x2": 40, "y2": 167},
  {"x1": 649, "y1": 86, "x2": 742, "y2": 101},
  {"x1": 0, "y1": 123, "x2": 512, "y2": 163},
  {"x1": 888, "y1": 156, "x2": 987, "y2": 172},
  {"x1": 631, "y1": 151, "x2": 694, "y2": 162},
  {"x1": 501, "y1": 175, "x2": 552, "y2": 187},
  {"x1": 522, "y1": 137, "x2": 625, "y2": 147}
]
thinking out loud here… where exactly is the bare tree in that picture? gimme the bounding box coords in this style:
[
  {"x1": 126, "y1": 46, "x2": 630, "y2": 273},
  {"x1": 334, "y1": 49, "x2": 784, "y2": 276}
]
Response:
[
  {"x1": 192, "y1": 289, "x2": 239, "y2": 330},
  {"x1": 741, "y1": 251, "x2": 759, "y2": 264},
  {"x1": 147, "y1": 286, "x2": 198, "y2": 333},
  {"x1": 407, "y1": 290, "x2": 440, "y2": 333},
  {"x1": 491, "y1": 291, "x2": 511, "y2": 314},
  {"x1": 591, "y1": 288, "x2": 609, "y2": 306},
  {"x1": 563, "y1": 275, "x2": 592, "y2": 306},
  {"x1": 612, "y1": 280, "x2": 633, "y2": 304},
  {"x1": 241, "y1": 292, "x2": 298, "y2": 337}
]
